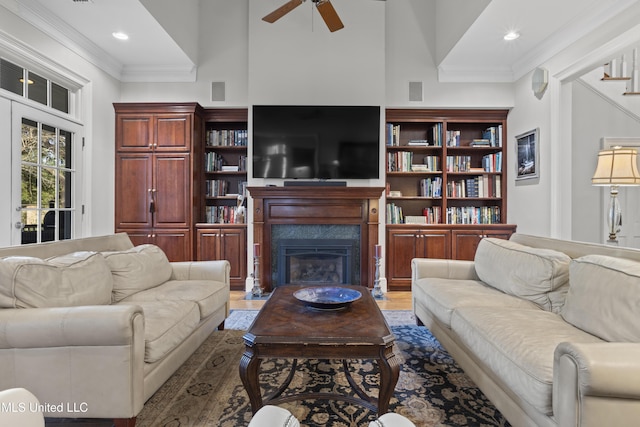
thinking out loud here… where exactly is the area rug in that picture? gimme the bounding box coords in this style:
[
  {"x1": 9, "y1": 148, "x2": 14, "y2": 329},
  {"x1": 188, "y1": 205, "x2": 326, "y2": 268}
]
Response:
[{"x1": 136, "y1": 310, "x2": 511, "y2": 427}]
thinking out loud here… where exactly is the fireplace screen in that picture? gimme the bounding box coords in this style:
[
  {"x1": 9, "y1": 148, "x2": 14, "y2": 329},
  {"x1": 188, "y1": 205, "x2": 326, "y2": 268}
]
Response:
[{"x1": 277, "y1": 239, "x2": 354, "y2": 286}]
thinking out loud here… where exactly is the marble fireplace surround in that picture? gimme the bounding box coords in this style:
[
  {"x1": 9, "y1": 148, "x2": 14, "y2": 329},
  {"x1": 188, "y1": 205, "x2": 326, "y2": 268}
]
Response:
[{"x1": 248, "y1": 186, "x2": 384, "y2": 292}]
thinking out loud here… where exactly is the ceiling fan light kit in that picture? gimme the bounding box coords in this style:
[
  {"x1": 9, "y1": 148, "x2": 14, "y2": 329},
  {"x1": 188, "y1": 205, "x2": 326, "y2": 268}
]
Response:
[{"x1": 263, "y1": 0, "x2": 344, "y2": 32}]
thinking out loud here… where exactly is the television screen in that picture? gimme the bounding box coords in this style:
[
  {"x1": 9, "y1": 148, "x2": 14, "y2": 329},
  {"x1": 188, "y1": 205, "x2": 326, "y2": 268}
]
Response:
[{"x1": 252, "y1": 105, "x2": 380, "y2": 180}]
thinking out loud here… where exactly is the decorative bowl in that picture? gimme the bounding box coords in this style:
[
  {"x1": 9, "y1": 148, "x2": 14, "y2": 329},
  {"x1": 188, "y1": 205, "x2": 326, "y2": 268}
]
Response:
[{"x1": 293, "y1": 286, "x2": 362, "y2": 310}]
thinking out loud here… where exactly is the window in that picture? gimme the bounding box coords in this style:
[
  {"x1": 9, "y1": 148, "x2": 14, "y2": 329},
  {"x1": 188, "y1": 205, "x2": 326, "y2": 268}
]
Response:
[{"x1": 0, "y1": 59, "x2": 70, "y2": 114}]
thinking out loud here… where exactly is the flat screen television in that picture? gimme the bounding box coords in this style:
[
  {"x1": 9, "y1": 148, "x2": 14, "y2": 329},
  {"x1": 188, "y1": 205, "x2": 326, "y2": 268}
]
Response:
[{"x1": 252, "y1": 105, "x2": 380, "y2": 180}]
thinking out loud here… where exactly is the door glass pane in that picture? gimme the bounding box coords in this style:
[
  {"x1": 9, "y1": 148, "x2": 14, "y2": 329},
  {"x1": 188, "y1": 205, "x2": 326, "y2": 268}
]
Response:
[
  {"x1": 21, "y1": 164, "x2": 38, "y2": 207},
  {"x1": 58, "y1": 170, "x2": 71, "y2": 208},
  {"x1": 41, "y1": 125, "x2": 56, "y2": 166},
  {"x1": 59, "y1": 129, "x2": 70, "y2": 167},
  {"x1": 41, "y1": 167, "x2": 56, "y2": 210},
  {"x1": 21, "y1": 119, "x2": 38, "y2": 164},
  {"x1": 0, "y1": 59, "x2": 24, "y2": 96},
  {"x1": 20, "y1": 118, "x2": 74, "y2": 243},
  {"x1": 27, "y1": 71, "x2": 47, "y2": 106}
]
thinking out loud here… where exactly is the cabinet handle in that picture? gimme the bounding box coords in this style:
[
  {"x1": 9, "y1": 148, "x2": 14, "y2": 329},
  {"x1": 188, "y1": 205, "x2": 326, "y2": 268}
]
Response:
[
  {"x1": 147, "y1": 234, "x2": 152, "y2": 238},
  {"x1": 149, "y1": 144, "x2": 153, "y2": 149}
]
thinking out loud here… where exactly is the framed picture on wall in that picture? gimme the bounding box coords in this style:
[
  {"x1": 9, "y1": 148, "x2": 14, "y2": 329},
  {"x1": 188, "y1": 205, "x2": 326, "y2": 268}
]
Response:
[{"x1": 515, "y1": 128, "x2": 539, "y2": 180}]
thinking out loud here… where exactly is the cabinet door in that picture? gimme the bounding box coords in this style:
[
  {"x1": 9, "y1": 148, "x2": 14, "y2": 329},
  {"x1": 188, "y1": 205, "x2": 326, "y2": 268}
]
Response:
[
  {"x1": 386, "y1": 229, "x2": 421, "y2": 290},
  {"x1": 452, "y1": 231, "x2": 483, "y2": 261},
  {"x1": 418, "y1": 231, "x2": 451, "y2": 259},
  {"x1": 154, "y1": 229, "x2": 191, "y2": 262},
  {"x1": 115, "y1": 153, "x2": 153, "y2": 229},
  {"x1": 197, "y1": 227, "x2": 246, "y2": 290},
  {"x1": 220, "y1": 227, "x2": 247, "y2": 290},
  {"x1": 116, "y1": 115, "x2": 153, "y2": 151},
  {"x1": 153, "y1": 153, "x2": 191, "y2": 228},
  {"x1": 155, "y1": 114, "x2": 192, "y2": 151}
]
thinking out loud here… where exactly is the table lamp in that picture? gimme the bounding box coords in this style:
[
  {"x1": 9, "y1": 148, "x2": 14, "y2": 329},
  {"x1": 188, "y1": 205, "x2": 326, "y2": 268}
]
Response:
[{"x1": 591, "y1": 147, "x2": 640, "y2": 244}]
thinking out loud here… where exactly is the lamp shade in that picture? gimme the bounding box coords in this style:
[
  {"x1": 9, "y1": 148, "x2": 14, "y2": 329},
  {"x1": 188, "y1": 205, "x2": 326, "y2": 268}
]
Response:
[{"x1": 592, "y1": 147, "x2": 640, "y2": 186}]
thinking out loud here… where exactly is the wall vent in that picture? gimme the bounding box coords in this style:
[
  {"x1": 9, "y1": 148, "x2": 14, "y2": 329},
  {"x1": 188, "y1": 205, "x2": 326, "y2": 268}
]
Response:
[
  {"x1": 211, "y1": 81, "x2": 225, "y2": 102},
  {"x1": 409, "y1": 81, "x2": 423, "y2": 102}
]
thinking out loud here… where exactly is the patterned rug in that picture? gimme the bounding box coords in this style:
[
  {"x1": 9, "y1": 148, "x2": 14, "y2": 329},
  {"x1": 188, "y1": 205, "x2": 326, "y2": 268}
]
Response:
[{"x1": 136, "y1": 310, "x2": 511, "y2": 427}]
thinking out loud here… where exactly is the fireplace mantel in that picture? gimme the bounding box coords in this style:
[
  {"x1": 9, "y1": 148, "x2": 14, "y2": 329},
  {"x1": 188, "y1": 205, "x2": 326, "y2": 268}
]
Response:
[{"x1": 248, "y1": 186, "x2": 385, "y2": 292}]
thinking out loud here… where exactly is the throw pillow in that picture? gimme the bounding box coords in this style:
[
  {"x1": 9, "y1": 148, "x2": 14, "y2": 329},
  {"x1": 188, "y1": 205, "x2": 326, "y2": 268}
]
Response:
[
  {"x1": 474, "y1": 238, "x2": 571, "y2": 311},
  {"x1": 561, "y1": 254, "x2": 640, "y2": 342},
  {"x1": 0, "y1": 251, "x2": 113, "y2": 308},
  {"x1": 103, "y1": 244, "x2": 173, "y2": 302}
]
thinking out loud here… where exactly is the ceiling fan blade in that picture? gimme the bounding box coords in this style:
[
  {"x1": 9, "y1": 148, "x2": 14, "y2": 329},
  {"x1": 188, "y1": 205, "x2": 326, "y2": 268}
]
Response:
[
  {"x1": 316, "y1": 0, "x2": 344, "y2": 32},
  {"x1": 262, "y1": 0, "x2": 304, "y2": 23}
]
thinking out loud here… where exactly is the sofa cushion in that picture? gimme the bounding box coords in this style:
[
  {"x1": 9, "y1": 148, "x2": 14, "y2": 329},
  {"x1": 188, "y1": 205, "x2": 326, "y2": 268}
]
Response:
[
  {"x1": 121, "y1": 279, "x2": 228, "y2": 319},
  {"x1": 102, "y1": 245, "x2": 173, "y2": 302},
  {"x1": 561, "y1": 255, "x2": 640, "y2": 342},
  {"x1": 474, "y1": 238, "x2": 571, "y2": 312},
  {"x1": 0, "y1": 251, "x2": 113, "y2": 308},
  {"x1": 451, "y1": 307, "x2": 603, "y2": 416},
  {"x1": 118, "y1": 300, "x2": 200, "y2": 363},
  {"x1": 413, "y1": 278, "x2": 540, "y2": 328}
]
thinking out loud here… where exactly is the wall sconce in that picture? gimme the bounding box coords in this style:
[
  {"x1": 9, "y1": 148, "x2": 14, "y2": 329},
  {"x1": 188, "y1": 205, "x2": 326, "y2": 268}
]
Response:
[{"x1": 591, "y1": 147, "x2": 640, "y2": 244}]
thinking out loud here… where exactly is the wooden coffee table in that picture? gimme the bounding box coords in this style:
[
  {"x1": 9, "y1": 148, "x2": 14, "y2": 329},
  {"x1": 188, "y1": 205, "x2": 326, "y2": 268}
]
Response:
[{"x1": 239, "y1": 285, "x2": 400, "y2": 415}]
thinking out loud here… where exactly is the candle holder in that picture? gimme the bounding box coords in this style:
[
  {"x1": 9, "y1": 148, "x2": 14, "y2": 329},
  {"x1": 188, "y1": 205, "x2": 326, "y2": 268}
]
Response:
[
  {"x1": 372, "y1": 250, "x2": 383, "y2": 299},
  {"x1": 251, "y1": 243, "x2": 263, "y2": 298}
]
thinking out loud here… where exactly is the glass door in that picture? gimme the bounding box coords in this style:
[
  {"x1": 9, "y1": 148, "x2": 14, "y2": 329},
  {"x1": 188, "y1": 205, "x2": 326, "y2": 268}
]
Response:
[{"x1": 11, "y1": 102, "x2": 83, "y2": 245}]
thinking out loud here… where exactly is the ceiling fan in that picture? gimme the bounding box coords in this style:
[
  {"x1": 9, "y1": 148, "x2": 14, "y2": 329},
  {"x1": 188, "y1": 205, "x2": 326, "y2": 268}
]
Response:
[{"x1": 262, "y1": 0, "x2": 344, "y2": 33}]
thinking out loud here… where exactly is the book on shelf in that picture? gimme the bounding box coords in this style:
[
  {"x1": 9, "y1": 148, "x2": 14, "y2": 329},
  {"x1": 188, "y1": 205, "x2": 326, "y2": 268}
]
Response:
[
  {"x1": 206, "y1": 129, "x2": 248, "y2": 147},
  {"x1": 419, "y1": 177, "x2": 442, "y2": 198},
  {"x1": 445, "y1": 206, "x2": 501, "y2": 224},
  {"x1": 386, "y1": 124, "x2": 401, "y2": 146},
  {"x1": 432, "y1": 123, "x2": 443, "y2": 146},
  {"x1": 386, "y1": 202, "x2": 404, "y2": 224},
  {"x1": 423, "y1": 206, "x2": 442, "y2": 224},
  {"x1": 446, "y1": 130, "x2": 461, "y2": 147},
  {"x1": 387, "y1": 151, "x2": 413, "y2": 172},
  {"x1": 470, "y1": 139, "x2": 491, "y2": 147},
  {"x1": 482, "y1": 125, "x2": 503, "y2": 147},
  {"x1": 407, "y1": 140, "x2": 430, "y2": 146},
  {"x1": 220, "y1": 165, "x2": 239, "y2": 172},
  {"x1": 205, "y1": 205, "x2": 244, "y2": 224},
  {"x1": 405, "y1": 216, "x2": 427, "y2": 224}
]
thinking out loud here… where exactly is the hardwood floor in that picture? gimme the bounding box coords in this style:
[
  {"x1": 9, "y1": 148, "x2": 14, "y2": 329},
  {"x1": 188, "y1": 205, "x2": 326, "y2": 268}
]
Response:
[{"x1": 230, "y1": 290, "x2": 413, "y2": 311}]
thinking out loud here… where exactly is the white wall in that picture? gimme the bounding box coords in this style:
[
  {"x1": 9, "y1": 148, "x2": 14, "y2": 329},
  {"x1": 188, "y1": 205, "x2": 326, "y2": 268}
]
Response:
[
  {"x1": 571, "y1": 80, "x2": 640, "y2": 243},
  {"x1": 0, "y1": 4, "x2": 121, "y2": 245}
]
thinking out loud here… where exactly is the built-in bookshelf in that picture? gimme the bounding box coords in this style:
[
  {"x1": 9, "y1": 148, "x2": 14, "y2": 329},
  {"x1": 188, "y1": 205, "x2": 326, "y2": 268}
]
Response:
[
  {"x1": 385, "y1": 109, "x2": 507, "y2": 226},
  {"x1": 384, "y1": 109, "x2": 516, "y2": 289},
  {"x1": 197, "y1": 108, "x2": 249, "y2": 291},
  {"x1": 202, "y1": 110, "x2": 248, "y2": 225}
]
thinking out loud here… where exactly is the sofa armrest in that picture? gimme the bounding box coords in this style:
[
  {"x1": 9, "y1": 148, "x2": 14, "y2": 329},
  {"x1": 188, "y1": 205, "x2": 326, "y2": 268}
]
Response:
[
  {"x1": 0, "y1": 305, "x2": 145, "y2": 419},
  {"x1": 170, "y1": 260, "x2": 231, "y2": 284},
  {"x1": 0, "y1": 305, "x2": 143, "y2": 348},
  {"x1": 554, "y1": 342, "x2": 640, "y2": 427},
  {"x1": 411, "y1": 258, "x2": 479, "y2": 282}
]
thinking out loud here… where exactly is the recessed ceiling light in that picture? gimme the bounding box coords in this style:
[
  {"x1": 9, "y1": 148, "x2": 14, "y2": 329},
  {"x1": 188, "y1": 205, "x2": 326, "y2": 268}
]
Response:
[
  {"x1": 504, "y1": 31, "x2": 520, "y2": 41},
  {"x1": 112, "y1": 32, "x2": 129, "y2": 41}
]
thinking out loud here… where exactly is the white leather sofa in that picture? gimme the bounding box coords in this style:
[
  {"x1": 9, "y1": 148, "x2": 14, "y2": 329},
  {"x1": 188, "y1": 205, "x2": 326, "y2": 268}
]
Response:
[
  {"x1": 412, "y1": 233, "x2": 640, "y2": 427},
  {"x1": 0, "y1": 233, "x2": 230, "y2": 427},
  {"x1": 247, "y1": 405, "x2": 416, "y2": 427}
]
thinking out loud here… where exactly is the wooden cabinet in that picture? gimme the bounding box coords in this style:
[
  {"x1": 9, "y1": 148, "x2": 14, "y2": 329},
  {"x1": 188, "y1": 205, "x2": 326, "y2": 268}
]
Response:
[
  {"x1": 201, "y1": 109, "x2": 248, "y2": 225},
  {"x1": 196, "y1": 225, "x2": 247, "y2": 290},
  {"x1": 114, "y1": 103, "x2": 203, "y2": 262},
  {"x1": 452, "y1": 227, "x2": 514, "y2": 261},
  {"x1": 384, "y1": 109, "x2": 517, "y2": 289},
  {"x1": 386, "y1": 227, "x2": 450, "y2": 290}
]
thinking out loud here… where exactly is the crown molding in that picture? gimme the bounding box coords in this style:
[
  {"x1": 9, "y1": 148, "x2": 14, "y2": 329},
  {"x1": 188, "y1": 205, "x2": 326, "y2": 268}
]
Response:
[{"x1": 121, "y1": 65, "x2": 197, "y2": 83}]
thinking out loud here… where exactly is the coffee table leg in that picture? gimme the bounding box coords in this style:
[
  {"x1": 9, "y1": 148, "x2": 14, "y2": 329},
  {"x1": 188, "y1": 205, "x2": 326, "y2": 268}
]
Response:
[
  {"x1": 377, "y1": 347, "x2": 401, "y2": 414},
  {"x1": 239, "y1": 346, "x2": 263, "y2": 413}
]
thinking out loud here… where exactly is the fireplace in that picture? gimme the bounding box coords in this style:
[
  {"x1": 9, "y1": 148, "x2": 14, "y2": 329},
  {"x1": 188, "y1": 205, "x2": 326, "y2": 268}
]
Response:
[
  {"x1": 248, "y1": 186, "x2": 384, "y2": 292},
  {"x1": 277, "y1": 239, "x2": 356, "y2": 286}
]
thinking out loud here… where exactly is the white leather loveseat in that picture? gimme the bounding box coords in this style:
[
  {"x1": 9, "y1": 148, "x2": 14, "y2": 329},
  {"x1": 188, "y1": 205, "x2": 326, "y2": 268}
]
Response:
[
  {"x1": 0, "y1": 233, "x2": 230, "y2": 427},
  {"x1": 412, "y1": 233, "x2": 640, "y2": 427}
]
